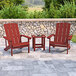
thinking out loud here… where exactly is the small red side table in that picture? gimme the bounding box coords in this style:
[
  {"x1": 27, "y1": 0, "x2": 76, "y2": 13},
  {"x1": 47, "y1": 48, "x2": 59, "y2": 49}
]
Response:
[{"x1": 32, "y1": 35, "x2": 46, "y2": 51}]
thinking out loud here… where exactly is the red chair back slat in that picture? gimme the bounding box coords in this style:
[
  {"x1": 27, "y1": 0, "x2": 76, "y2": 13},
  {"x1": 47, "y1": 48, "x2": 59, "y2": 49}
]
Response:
[
  {"x1": 4, "y1": 23, "x2": 20, "y2": 45},
  {"x1": 55, "y1": 23, "x2": 70, "y2": 44}
]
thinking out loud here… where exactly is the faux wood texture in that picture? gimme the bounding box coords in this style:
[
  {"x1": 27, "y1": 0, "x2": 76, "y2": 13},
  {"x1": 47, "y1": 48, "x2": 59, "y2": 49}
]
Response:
[
  {"x1": 47, "y1": 23, "x2": 72, "y2": 54},
  {"x1": 4, "y1": 23, "x2": 31, "y2": 56},
  {"x1": 4, "y1": 23, "x2": 20, "y2": 45},
  {"x1": 55, "y1": 23, "x2": 70, "y2": 45}
]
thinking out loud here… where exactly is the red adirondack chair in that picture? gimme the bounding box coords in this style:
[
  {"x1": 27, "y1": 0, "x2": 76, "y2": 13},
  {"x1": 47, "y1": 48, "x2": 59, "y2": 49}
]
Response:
[
  {"x1": 47, "y1": 23, "x2": 72, "y2": 54},
  {"x1": 3, "y1": 23, "x2": 31, "y2": 56}
]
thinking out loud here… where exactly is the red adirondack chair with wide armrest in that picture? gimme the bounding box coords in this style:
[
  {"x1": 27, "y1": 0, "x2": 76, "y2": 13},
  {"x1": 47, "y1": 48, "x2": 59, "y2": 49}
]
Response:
[
  {"x1": 47, "y1": 23, "x2": 72, "y2": 54},
  {"x1": 3, "y1": 23, "x2": 31, "y2": 56}
]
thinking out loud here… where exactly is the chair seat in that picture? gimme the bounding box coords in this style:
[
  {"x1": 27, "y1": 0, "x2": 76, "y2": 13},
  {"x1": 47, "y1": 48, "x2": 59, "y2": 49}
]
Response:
[
  {"x1": 13, "y1": 42, "x2": 29, "y2": 47},
  {"x1": 50, "y1": 41, "x2": 67, "y2": 47}
]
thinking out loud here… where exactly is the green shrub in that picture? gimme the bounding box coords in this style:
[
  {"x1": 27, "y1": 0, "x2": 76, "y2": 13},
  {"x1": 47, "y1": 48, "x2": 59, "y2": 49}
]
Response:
[
  {"x1": 48, "y1": 2, "x2": 57, "y2": 18},
  {"x1": 27, "y1": 10, "x2": 49, "y2": 18},
  {"x1": 27, "y1": 12, "x2": 34, "y2": 18},
  {"x1": 59, "y1": 1, "x2": 76, "y2": 18},
  {"x1": 0, "y1": 5, "x2": 28, "y2": 19},
  {"x1": 0, "y1": 0, "x2": 24, "y2": 10},
  {"x1": 40, "y1": 10, "x2": 49, "y2": 18},
  {"x1": 33, "y1": 11, "x2": 42, "y2": 18},
  {"x1": 47, "y1": 2, "x2": 61, "y2": 18},
  {"x1": 72, "y1": 35, "x2": 76, "y2": 43},
  {"x1": 45, "y1": 1, "x2": 76, "y2": 18},
  {"x1": 43, "y1": 0, "x2": 76, "y2": 10},
  {"x1": 22, "y1": 5, "x2": 28, "y2": 11},
  {"x1": 0, "y1": 1, "x2": 76, "y2": 18}
]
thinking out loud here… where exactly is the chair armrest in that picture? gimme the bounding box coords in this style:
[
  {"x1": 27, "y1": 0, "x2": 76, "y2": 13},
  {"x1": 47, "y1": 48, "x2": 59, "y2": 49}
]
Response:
[
  {"x1": 20, "y1": 35, "x2": 31, "y2": 39},
  {"x1": 68, "y1": 35, "x2": 72, "y2": 40},
  {"x1": 47, "y1": 34, "x2": 55, "y2": 39},
  {"x1": 3, "y1": 36, "x2": 12, "y2": 42}
]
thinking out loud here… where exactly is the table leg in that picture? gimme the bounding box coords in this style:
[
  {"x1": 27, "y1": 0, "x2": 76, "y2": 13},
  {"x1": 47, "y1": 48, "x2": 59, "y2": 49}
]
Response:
[
  {"x1": 32, "y1": 38, "x2": 34, "y2": 48},
  {"x1": 43, "y1": 37, "x2": 45, "y2": 50},
  {"x1": 34, "y1": 38, "x2": 35, "y2": 51},
  {"x1": 41, "y1": 37, "x2": 44, "y2": 48}
]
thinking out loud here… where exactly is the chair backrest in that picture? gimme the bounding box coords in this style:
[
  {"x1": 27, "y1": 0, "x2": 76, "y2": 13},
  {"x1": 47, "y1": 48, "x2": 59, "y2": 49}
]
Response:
[
  {"x1": 4, "y1": 23, "x2": 20, "y2": 45},
  {"x1": 55, "y1": 23, "x2": 70, "y2": 44}
]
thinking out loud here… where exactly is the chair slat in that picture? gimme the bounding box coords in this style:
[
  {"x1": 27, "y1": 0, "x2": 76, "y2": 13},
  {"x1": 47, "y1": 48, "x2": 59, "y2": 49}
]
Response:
[
  {"x1": 57, "y1": 23, "x2": 63, "y2": 43},
  {"x1": 55, "y1": 23, "x2": 70, "y2": 44},
  {"x1": 4, "y1": 23, "x2": 20, "y2": 45},
  {"x1": 55, "y1": 23, "x2": 60, "y2": 43}
]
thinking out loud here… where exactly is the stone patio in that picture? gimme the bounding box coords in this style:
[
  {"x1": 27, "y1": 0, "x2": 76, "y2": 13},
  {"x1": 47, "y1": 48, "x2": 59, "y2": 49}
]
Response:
[{"x1": 0, "y1": 38, "x2": 76, "y2": 76}]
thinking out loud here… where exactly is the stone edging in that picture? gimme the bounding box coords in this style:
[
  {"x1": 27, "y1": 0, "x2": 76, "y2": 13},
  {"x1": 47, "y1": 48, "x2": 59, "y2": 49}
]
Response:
[{"x1": 0, "y1": 18, "x2": 76, "y2": 22}]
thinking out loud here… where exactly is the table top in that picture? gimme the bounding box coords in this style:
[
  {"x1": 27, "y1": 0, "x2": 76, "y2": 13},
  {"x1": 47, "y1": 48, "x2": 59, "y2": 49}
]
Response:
[{"x1": 32, "y1": 35, "x2": 46, "y2": 38}]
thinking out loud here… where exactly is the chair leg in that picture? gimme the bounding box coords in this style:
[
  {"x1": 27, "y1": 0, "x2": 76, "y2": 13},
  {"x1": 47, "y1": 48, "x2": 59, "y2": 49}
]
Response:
[
  {"x1": 32, "y1": 38, "x2": 33, "y2": 48},
  {"x1": 68, "y1": 45, "x2": 70, "y2": 49},
  {"x1": 4, "y1": 46, "x2": 10, "y2": 51},
  {"x1": 34, "y1": 47, "x2": 35, "y2": 51},
  {"x1": 49, "y1": 45, "x2": 50, "y2": 53},
  {"x1": 28, "y1": 45, "x2": 30, "y2": 53},
  {"x1": 67, "y1": 47, "x2": 68, "y2": 54},
  {"x1": 53, "y1": 46, "x2": 55, "y2": 48},
  {"x1": 11, "y1": 48, "x2": 13, "y2": 56},
  {"x1": 20, "y1": 48, "x2": 22, "y2": 49},
  {"x1": 43, "y1": 47, "x2": 45, "y2": 51}
]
